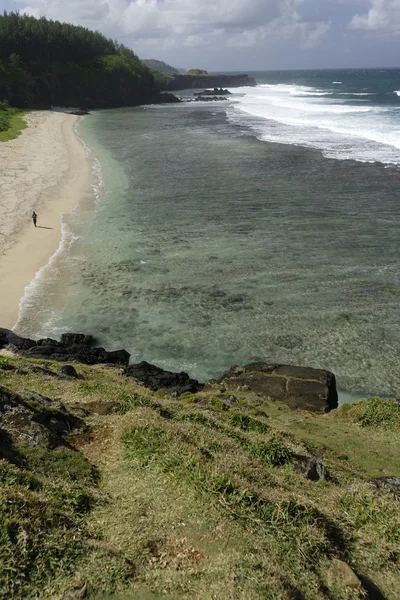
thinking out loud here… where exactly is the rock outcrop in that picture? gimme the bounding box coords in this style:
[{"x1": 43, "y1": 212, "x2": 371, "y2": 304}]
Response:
[
  {"x1": 124, "y1": 361, "x2": 204, "y2": 396},
  {"x1": 194, "y1": 88, "x2": 232, "y2": 96},
  {"x1": 152, "y1": 92, "x2": 182, "y2": 104},
  {"x1": 0, "y1": 385, "x2": 84, "y2": 453},
  {"x1": 1, "y1": 329, "x2": 339, "y2": 411},
  {"x1": 161, "y1": 73, "x2": 256, "y2": 91},
  {"x1": 0, "y1": 329, "x2": 130, "y2": 366},
  {"x1": 216, "y1": 363, "x2": 338, "y2": 413},
  {"x1": 195, "y1": 96, "x2": 228, "y2": 102},
  {"x1": 369, "y1": 476, "x2": 400, "y2": 496}
]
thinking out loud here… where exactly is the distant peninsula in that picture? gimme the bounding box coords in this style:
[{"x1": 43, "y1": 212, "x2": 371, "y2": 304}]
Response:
[
  {"x1": 0, "y1": 13, "x2": 256, "y2": 113},
  {"x1": 155, "y1": 69, "x2": 257, "y2": 91}
]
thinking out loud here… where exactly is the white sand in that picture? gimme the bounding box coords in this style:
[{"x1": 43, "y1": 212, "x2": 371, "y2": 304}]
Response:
[{"x1": 0, "y1": 110, "x2": 93, "y2": 329}]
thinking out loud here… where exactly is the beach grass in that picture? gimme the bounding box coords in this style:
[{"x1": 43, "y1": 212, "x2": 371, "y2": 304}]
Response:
[
  {"x1": 0, "y1": 355, "x2": 399, "y2": 599},
  {"x1": 0, "y1": 102, "x2": 28, "y2": 142}
]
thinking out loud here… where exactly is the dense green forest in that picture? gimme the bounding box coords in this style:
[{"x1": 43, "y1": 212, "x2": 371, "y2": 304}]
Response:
[
  {"x1": 0, "y1": 12, "x2": 155, "y2": 108},
  {"x1": 141, "y1": 59, "x2": 180, "y2": 75}
]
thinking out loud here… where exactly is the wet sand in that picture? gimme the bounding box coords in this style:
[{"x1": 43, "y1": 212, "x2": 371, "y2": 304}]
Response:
[{"x1": 0, "y1": 110, "x2": 93, "y2": 329}]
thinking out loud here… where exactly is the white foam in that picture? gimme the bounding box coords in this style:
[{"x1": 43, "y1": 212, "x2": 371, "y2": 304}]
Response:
[
  {"x1": 228, "y1": 83, "x2": 400, "y2": 165},
  {"x1": 332, "y1": 81, "x2": 343, "y2": 84},
  {"x1": 394, "y1": 90, "x2": 400, "y2": 97},
  {"x1": 15, "y1": 117, "x2": 105, "y2": 332},
  {"x1": 74, "y1": 119, "x2": 105, "y2": 204},
  {"x1": 15, "y1": 220, "x2": 81, "y2": 332}
]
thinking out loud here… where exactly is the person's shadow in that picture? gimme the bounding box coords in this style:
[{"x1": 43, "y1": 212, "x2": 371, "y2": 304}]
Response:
[{"x1": 36, "y1": 226, "x2": 54, "y2": 230}]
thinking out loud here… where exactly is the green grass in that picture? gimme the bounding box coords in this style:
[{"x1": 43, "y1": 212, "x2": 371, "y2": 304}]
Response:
[
  {"x1": 0, "y1": 447, "x2": 96, "y2": 600},
  {"x1": 0, "y1": 356, "x2": 399, "y2": 598},
  {"x1": 334, "y1": 396, "x2": 400, "y2": 429},
  {"x1": 185, "y1": 69, "x2": 209, "y2": 76},
  {"x1": 0, "y1": 101, "x2": 27, "y2": 142},
  {"x1": 248, "y1": 436, "x2": 293, "y2": 466}
]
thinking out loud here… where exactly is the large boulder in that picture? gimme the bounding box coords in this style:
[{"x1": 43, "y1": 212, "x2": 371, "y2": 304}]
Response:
[
  {"x1": 124, "y1": 361, "x2": 204, "y2": 396},
  {"x1": 0, "y1": 385, "x2": 84, "y2": 452},
  {"x1": 217, "y1": 363, "x2": 338, "y2": 413},
  {"x1": 153, "y1": 92, "x2": 182, "y2": 104},
  {"x1": 60, "y1": 333, "x2": 96, "y2": 346},
  {"x1": 0, "y1": 328, "x2": 36, "y2": 350}
]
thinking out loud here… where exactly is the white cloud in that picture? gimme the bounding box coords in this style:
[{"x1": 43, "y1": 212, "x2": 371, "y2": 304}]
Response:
[
  {"x1": 350, "y1": 0, "x2": 400, "y2": 33},
  {"x1": 12, "y1": 0, "x2": 331, "y2": 49}
]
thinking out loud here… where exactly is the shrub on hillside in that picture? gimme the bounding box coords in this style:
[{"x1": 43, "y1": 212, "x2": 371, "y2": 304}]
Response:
[{"x1": 335, "y1": 397, "x2": 400, "y2": 429}]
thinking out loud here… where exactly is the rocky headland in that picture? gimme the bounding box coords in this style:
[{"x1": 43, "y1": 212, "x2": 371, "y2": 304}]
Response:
[{"x1": 160, "y1": 73, "x2": 256, "y2": 91}]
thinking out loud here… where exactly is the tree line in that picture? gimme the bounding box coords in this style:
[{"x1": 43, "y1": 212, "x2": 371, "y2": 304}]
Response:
[{"x1": 0, "y1": 12, "x2": 156, "y2": 108}]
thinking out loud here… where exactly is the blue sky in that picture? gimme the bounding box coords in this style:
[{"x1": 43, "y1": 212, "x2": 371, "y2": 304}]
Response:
[{"x1": 1, "y1": 0, "x2": 399, "y2": 70}]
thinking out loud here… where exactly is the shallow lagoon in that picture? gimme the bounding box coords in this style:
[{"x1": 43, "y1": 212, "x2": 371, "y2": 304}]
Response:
[{"x1": 17, "y1": 96, "x2": 400, "y2": 399}]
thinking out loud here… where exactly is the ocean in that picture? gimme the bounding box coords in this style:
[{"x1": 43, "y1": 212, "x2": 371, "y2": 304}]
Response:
[{"x1": 16, "y1": 69, "x2": 400, "y2": 401}]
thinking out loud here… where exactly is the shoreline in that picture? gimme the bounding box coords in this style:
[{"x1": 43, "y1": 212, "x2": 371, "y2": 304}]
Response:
[{"x1": 0, "y1": 110, "x2": 94, "y2": 329}]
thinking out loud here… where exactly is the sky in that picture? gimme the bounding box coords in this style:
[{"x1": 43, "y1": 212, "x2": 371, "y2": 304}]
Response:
[{"x1": 1, "y1": 0, "x2": 400, "y2": 71}]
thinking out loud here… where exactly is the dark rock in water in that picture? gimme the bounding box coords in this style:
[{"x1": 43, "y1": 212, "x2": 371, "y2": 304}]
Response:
[
  {"x1": 195, "y1": 96, "x2": 228, "y2": 102},
  {"x1": 216, "y1": 363, "x2": 338, "y2": 413},
  {"x1": 153, "y1": 92, "x2": 182, "y2": 104},
  {"x1": 68, "y1": 109, "x2": 89, "y2": 116},
  {"x1": 0, "y1": 385, "x2": 84, "y2": 452},
  {"x1": 368, "y1": 476, "x2": 400, "y2": 496},
  {"x1": 124, "y1": 361, "x2": 204, "y2": 396},
  {"x1": 2, "y1": 331, "x2": 130, "y2": 367},
  {"x1": 194, "y1": 88, "x2": 232, "y2": 96},
  {"x1": 106, "y1": 349, "x2": 131, "y2": 366},
  {"x1": 60, "y1": 365, "x2": 81, "y2": 379},
  {"x1": 305, "y1": 458, "x2": 326, "y2": 481},
  {"x1": 61, "y1": 333, "x2": 96, "y2": 346}
]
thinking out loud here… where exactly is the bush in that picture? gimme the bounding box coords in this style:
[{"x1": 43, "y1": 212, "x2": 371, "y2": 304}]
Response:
[
  {"x1": 336, "y1": 397, "x2": 400, "y2": 429},
  {"x1": 249, "y1": 436, "x2": 293, "y2": 467}
]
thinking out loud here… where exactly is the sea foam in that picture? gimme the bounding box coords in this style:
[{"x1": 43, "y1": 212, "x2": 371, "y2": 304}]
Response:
[{"x1": 227, "y1": 84, "x2": 400, "y2": 164}]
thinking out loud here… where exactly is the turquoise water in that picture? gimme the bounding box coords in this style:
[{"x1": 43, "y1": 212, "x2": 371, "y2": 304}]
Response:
[{"x1": 16, "y1": 70, "x2": 400, "y2": 399}]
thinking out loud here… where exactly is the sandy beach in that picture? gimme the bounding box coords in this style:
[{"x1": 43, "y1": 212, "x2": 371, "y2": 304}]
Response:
[{"x1": 0, "y1": 110, "x2": 93, "y2": 329}]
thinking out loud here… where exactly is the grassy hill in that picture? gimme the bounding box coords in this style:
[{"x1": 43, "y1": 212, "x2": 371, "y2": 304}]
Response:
[{"x1": 0, "y1": 353, "x2": 399, "y2": 599}]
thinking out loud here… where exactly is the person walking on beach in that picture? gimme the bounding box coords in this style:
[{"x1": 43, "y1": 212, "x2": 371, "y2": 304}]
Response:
[{"x1": 32, "y1": 211, "x2": 37, "y2": 227}]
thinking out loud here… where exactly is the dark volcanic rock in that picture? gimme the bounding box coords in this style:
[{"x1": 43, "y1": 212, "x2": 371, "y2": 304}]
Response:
[
  {"x1": 61, "y1": 333, "x2": 96, "y2": 346},
  {"x1": 0, "y1": 385, "x2": 84, "y2": 451},
  {"x1": 305, "y1": 458, "x2": 326, "y2": 481},
  {"x1": 216, "y1": 363, "x2": 338, "y2": 413},
  {"x1": 194, "y1": 88, "x2": 232, "y2": 96},
  {"x1": 195, "y1": 96, "x2": 227, "y2": 102},
  {"x1": 60, "y1": 365, "x2": 81, "y2": 379},
  {"x1": 0, "y1": 328, "x2": 36, "y2": 350},
  {"x1": 153, "y1": 92, "x2": 182, "y2": 104},
  {"x1": 368, "y1": 476, "x2": 400, "y2": 496},
  {"x1": 68, "y1": 109, "x2": 89, "y2": 116},
  {"x1": 3, "y1": 331, "x2": 130, "y2": 367},
  {"x1": 124, "y1": 361, "x2": 204, "y2": 396}
]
